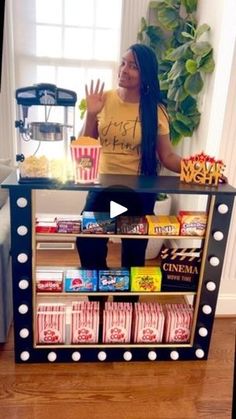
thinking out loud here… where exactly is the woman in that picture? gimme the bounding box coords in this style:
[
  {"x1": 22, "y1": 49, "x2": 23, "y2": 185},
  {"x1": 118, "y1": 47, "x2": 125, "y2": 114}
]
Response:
[{"x1": 76, "y1": 43, "x2": 182, "y2": 270}]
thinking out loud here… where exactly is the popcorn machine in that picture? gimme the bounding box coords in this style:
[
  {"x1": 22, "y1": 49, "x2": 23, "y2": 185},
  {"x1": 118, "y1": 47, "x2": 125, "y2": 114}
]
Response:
[{"x1": 15, "y1": 83, "x2": 77, "y2": 181}]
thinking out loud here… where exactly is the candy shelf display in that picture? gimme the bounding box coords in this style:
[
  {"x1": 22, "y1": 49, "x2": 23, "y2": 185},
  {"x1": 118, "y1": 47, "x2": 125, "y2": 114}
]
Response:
[{"x1": 1, "y1": 173, "x2": 236, "y2": 363}]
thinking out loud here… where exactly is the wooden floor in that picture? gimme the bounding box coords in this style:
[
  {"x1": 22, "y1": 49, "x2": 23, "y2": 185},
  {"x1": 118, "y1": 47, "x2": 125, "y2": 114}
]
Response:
[
  {"x1": 0, "y1": 243, "x2": 235, "y2": 419},
  {"x1": 0, "y1": 319, "x2": 235, "y2": 419}
]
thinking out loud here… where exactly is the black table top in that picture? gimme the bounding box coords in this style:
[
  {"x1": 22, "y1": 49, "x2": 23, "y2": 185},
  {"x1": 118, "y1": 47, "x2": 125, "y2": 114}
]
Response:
[{"x1": 1, "y1": 171, "x2": 236, "y2": 196}]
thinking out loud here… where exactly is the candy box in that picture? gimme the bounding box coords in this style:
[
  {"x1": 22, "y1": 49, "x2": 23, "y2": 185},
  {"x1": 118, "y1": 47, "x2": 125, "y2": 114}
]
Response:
[
  {"x1": 98, "y1": 269, "x2": 130, "y2": 291},
  {"x1": 160, "y1": 247, "x2": 202, "y2": 291},
  {"x1": 36, "y1": 269, "x2": 64, "y2": 292},
  {"x1": 56, "y1": 214, "x2": 82, "y2": 234},
  {"x1": 82, "y1": 211, "x2": 116, "y2": 234},
  {"x1": 130, "y1": 267, "x2": 162, "y2": 292},
  {"x1": 178, "y1": 211, "x2": 207, "y2": 236},
  {"x1": 35, "y1": 221, "x2": 57, "y2": 233},
  {"x1": 116, "y1": 216, "x2": 148, "y2": 234},
  {"x1": 146, "y1": 215, "x2": 180, "y2": 236},
  {"x1": 65, "y1": 269, "x2": 98, "y2": 292}
]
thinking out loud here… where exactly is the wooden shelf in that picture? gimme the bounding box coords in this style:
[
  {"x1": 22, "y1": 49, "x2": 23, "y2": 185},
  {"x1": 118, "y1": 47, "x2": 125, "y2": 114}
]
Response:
[
  {"x1": 35, "y1": 343, "x2": 192, "y2": 349},
  {"x1": 36, "y1": 291, "x2": 196, "y2": 297},
  {"x1": 36, "y1": 233, "x2": 205, "y2": 240},
  {"x1": 3, "y1": 173, "x2": 236, "y2": 363}
]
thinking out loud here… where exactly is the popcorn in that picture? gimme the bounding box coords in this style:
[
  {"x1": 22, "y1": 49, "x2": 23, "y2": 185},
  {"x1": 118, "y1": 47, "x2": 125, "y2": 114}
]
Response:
[
  {"x1": 19, "y1": 155, "x2": 72, "y2": 180},
  {"x1": 19, "y1": 155, "x2": 49, "y2": 178},
  {"x1": 71, "y1": 136, "x2": 100, "y2": 146}
]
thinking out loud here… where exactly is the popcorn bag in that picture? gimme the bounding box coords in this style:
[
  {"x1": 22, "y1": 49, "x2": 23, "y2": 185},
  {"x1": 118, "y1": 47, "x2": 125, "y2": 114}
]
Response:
[
  {"x1": 36, "y1": 303, "x2": 66, "y2": 344},
  {"x1": 70, "y1": 136, "x2": 101, "y2": 184},
  {"x1": 71, "y1": 301, "x2": 99, "y2": 344}
]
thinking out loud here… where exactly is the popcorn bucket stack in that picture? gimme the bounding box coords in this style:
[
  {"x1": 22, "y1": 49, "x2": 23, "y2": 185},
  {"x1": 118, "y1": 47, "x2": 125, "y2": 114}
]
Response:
[{"x1": 71, "y1": 137, "x2": 101, "y2": 184}]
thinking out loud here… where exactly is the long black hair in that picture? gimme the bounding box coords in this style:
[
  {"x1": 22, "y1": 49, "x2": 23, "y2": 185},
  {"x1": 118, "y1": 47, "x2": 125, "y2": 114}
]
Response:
[{"x1": 129, "y1": 44, "x2": 163, "y2": 176}]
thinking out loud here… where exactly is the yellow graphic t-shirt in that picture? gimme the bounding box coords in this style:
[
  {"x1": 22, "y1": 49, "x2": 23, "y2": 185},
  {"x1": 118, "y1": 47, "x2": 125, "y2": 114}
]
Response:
[{"x1": 98, "y1": 90, "x2": 169, "y2": 175}]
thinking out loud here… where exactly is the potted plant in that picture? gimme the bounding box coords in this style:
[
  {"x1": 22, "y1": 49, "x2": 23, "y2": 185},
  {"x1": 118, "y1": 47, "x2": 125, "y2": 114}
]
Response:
[
  {"x1": 137, "y1": 0, "x2": 215, "y2": 145},
  {"x1": 138, "y1": 0, "x2": 215, "y2": 258}
]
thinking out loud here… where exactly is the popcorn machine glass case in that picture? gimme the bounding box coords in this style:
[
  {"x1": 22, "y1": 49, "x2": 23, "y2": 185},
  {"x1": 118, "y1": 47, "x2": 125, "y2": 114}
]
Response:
[{"x1": 15, "y1": 83, "x2": 77, "y2": 182}]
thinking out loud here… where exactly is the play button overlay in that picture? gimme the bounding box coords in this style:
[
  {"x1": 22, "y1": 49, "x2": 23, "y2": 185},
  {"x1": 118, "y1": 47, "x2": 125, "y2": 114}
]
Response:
[
  {"x1": 82, "y1": 184, "x2": 153, "y2": 223},
  {"x1": 110, "y1": 200, "x2": 128, "y2": 218}
]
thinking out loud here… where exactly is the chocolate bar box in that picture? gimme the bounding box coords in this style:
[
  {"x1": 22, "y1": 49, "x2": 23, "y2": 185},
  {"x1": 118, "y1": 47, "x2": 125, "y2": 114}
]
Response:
[
  {"x1": 116, "y1": 216, "x2": 148, "y2": 234},
  {"x1": 160, "y1": 247, "x2": 202, "y2": 291},
  {"x1": 82, "y1": 212, "x2": 115, "y2": 234}
]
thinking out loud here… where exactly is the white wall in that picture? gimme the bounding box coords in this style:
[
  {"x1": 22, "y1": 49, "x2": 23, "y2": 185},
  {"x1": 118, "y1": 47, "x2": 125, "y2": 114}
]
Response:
[
  {"x1": 35, "y1": 190, "x2": 87, "y2": 215},
  {"x1": 0, "y1": 0, "x2": 15, "y2": 162},
  {"x1": 196, "y1": 0, "x2": 236, "y2": 315},
  {"x1": 120, "y1": 0, "x2": 149, "y2": 54},
  {"x1": 157, "y1": 0, "x2": 236, "y2": 314},
  {"x1": 196, "y1": 0, "x2": 236, "y2": 156}
]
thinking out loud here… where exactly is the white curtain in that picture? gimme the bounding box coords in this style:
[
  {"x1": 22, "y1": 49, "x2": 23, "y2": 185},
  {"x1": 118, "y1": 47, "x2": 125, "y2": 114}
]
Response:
[
  {"x1": 120, "y1": 0, "x2": 150, "y2": 55},
  {"x1": 0, "y1": 0, "x2": 16, "y2": 162}
]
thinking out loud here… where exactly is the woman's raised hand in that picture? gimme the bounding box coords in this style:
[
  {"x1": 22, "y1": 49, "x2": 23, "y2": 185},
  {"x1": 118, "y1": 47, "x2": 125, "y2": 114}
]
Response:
[{"x1": 85, "y1": 79, "x2": 105, "y2": 115}]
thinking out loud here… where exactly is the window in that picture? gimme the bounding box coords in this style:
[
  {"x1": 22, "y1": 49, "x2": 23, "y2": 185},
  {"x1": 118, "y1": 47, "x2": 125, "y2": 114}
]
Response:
[{"x1": 13, "y1": 0, "x2": 123, "y2": 134}]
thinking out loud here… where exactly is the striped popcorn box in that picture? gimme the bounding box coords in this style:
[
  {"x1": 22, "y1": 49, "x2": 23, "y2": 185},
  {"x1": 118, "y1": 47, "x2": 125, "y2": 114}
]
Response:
[
  {"x1": 36, "y1": 305, "x2": 66, "y2": 344},
  {"x1": 71, "y1": 141, "x2": 101, "y2": 184},
  {"x1": 71, "y1": 301, "x2": 100, "y2": 343},
  {"x1": 133, "y1": 302, "x2": 165, "y2": 343},
  {"x1": 103, "y1": 302, "x2": 132, "y2": 343},
  {"x1": 164, "y1": 304, "x2": 193, "y2": 343}
]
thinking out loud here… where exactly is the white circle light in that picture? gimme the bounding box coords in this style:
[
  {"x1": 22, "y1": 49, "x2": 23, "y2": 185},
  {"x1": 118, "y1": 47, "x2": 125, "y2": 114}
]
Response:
[
  {"x1": 218, "y1": 204, "x2": 228, "y2": 214},
  {"x1": 20, "y1": 351, "x2": 30, "y2": 361},
  {"x1": 206, "y1": 281, "x2": 216, "y2": 291},
  {"x1": 72, "y1": 352, "x2": 81, "y2": 362},
  {"x1": 202, "y1": 305, "x2": 212, "y2": 315},
  {"x1": 209, "y1": 256, "x2": 220, "y2": 267},
  {"x1": 48, "y1": 352, "x2": 57, "y2": 362},
  {"x1": 123, "y1": 351, "x2": 132, "y2": 361},
  {"x1": 18, "y1": 279, "x2": 29, "y2": 289},
  {"x1": 198, "y1": 327, "x2": 208, "y2": 337},
  {"x1": 195, "y1": 349, "x2": 205, "y2": 359},
  {"x1": 17, "y1": 225, "x2": 28, "y2": 236},
  {"x1": 18, "y1": 304, "x2": 28, "y2": 314},
  {"x1": 17, "y1": 253, "x2": 28, "y2": 263},
  {"x1": 19, "y1": 328, "x2": 29, "y2": 338},
  {"x1": 170, "y1": 351, "x2": 179, "y2": 360},
  {"x1": 98, "y1": 351, "x2": 107, "y2": 361},
  {"x1": 148, "y1": 351, "x2": 157, "y2": 361},
  {"x1": 17, "y1": 197, "x2": 28, "y2": 208},
  {"x1": 213, "y1": 231, "x2": 224, "y2": 241}
]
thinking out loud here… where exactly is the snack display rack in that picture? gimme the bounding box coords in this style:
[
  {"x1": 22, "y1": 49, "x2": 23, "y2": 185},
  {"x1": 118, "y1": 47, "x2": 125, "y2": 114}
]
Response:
[{"x1": 2, "y1": 172, "x2": 236, "y2": 363}]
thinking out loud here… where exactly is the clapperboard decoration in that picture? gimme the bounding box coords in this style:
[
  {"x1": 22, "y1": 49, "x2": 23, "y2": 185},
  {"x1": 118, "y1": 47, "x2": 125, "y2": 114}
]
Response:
[{"x1": 160, "y1": 247, "x2": 202, "y2": 291}]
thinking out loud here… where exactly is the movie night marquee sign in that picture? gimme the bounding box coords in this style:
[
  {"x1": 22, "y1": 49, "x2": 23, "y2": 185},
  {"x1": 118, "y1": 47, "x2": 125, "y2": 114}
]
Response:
[{"x1": 180, "y1": 152, "x2": 225, "y2": 186}]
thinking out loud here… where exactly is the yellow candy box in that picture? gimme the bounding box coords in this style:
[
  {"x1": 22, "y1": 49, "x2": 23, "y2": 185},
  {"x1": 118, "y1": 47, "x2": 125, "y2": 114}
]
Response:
[
  {"x1": 146, "y1": 215, "x2": 180, "y2": 236},
  {"x1": 130, "y1": 267, "x2": 162, "y2": 292}
]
